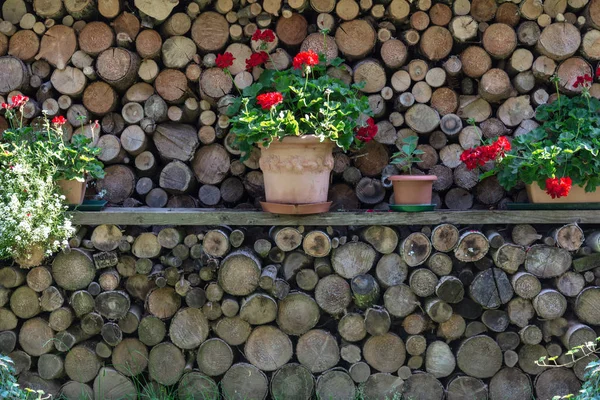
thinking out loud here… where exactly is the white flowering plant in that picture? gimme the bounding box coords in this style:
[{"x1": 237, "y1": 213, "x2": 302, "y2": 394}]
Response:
[{"x1": 0, "y1": 96, "x2": 79, "y2": 263}]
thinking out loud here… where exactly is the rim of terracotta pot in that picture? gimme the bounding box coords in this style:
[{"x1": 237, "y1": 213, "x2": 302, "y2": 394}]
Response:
[
  {"x1": 389, "y1": 175, "x2": 437, "y2": 181},
  {"x1": 259, "y1": 135, "x2": 333, "y2": 147}
]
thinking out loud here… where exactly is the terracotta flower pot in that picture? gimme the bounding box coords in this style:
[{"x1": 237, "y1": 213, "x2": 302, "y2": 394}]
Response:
[
  {"x1": 57, "y1": 179, "x2": 86, "y2": 205},
  {"x1": 526, "y1": 182, "x2": 600, "y2": 203},
  {"x1": 14, "y1": 244, "x2": 46, "y2": 269},
  {"x1": 259, "y1": 135, "x2": 334, "y2": 205},
  {"x1": 390, "y1": 175, "x2": 437, "y2": 205}
]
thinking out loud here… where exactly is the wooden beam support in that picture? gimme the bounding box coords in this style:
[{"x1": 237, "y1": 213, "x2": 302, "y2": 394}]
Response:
[{"x1": 69, "y1": 209, "x2": 600, "y2": 226}]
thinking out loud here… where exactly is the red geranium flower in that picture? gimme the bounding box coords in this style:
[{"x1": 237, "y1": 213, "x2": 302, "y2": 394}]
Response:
[
  {"x1": 252, "y1": 29, "x2": 276, "y2": 43},
  {"x1": 460, "y1": 136, "x2": 511, "y2": 170},
  {"x1": 52, "y1": 115, "x2": 67, "y2": 125},
  {"x1": 293, "y1": 50, "x2": 319, "y2": 70},
  {"x1": 11, "y1": 95, "x2": 29, "y2": 108},
  {"x1": 246, "y1": 52, "x2": 269, "y2": 70},
  {"x1": 545, "y1": 177, "x2": 572, "y2": 199},
  {"x1": 256, "y1": 92, "x2": 283, "y2": 110},
  {"x1": 356, "y1": 118, "x2": 378, "y2": 142},
  {"x1": 597, "y1": 66, "x2": 600, "y2": 77},
  {"x1": 216, "y1": 52, "x2": 235, "y2": 69},
  {"x1": 574, "y1": 74, "x2": 593, "y2": 88},
  {"x1": 2, "y1": 95, "x2": 29, "y2": 109}
]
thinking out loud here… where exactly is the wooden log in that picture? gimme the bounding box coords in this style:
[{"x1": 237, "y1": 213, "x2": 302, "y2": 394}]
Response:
[
  {"x1": 196, "y1": 338, "x2": 233, "y2": 377},
  {"x1": 512, "y1": 272, "x2": 542, "y2": 299},
  {"x1": 535, "y1": 369, "x2": 581, "y2": 400},
  {"x1": 556, "y1": 271, "x2": 586, "y2": 297},
  {"x1": 315, "y1": 275, "x2": 351, "y2": 315},
  {"x1": 93, "y1": 367, "x2": 136, "y2": 400},
  {"x1": 525, "y1": 245, "x2": 572, "y2": 278},
  {"x1": 426, "y1": 341, "x2": 456, "y2": 378},
  {"x1": 575, "y1": 286, "x2": 600, "y2": 325},
  {"x1": 363, "y1": 332, "x2": 406, "y2": 373},
  {"x1": 470, "y1": 268, "x2": 514, "y2": 308},
  {"x1": 457, "y1": 335, "x2": 502, "y2": 378},
  {"x1": 482, "y1": 23, "x2": 517, "y2": 59},
  {"x1": 0, "y1": 331, "x2": 17, "y2": 354},
  {"x1": 454, "y1": 231, "x2": 489, "y2": 262},
  {"x1": 401, "y1": 372, "x2": 444, "y2": 399},
  {"x1": 137, "y1": 316, "x2": 166, "y2": 347},
  {"x1": 169, "y1": 307, "x2": 209, "y2": 349},
  {"x1": 296, "y1": 329, "x2": 340, "y2": 373},
  {"x1": 338, "y1": 313, "x2": 367, "y2": 342},
  {"x1": 446, "y1": 376, "x2": 488, "y2": 400},
  {"x1": 218, "y1": 250, "x2": 261, "y2": 296},
  {"x1": 222, "y1": 363, "x2": 268, "y2": 400},
  {"x1": 50, "y1": 249, "x2": 95, "y2": 292},
  {"x1": 375, "y1": 254, "x2": 408, "y2": 289},
  {"x1": 176, "y1": 372, "x2": 218, "y2": 400},
  {"x1": 493, "y1": 244, "x2": 526, "y2": 274},
  {"x1": 409, "y1": 268, "x2": 438, "y2": 297},
  {"x1": 330, "y1": 241, "x2": 376, "y2": 279},
  {"x1": 489, "y1": 367, "x2": 533, "y2": 400},
  {"x1": 110, "y1": 338, "x2": 148, "y2": 377},
  {"x1": 148, "y1": 342, "x2": 185, "y2": 386},
  {"x1": 214, "y1": 316, "x2": 251, "y2": 345},
  {"x1": 17, "y1": 317, "x2": 54, "y2": 357},
  {"x1": 244, "y1": 325, "x2": 292, "y2": 372},
  {"x1": 435, "y1": 276, "x2": 464, "y2": 303},
  {"x1": 400, "y1": 232, "x2": 432, "y2": 267},
  {"x1": 0, "y1": 55, "x2": 29, "y2": 95},
  {"x1": 36, "y1": 25, "x2": 77, "y2": 69},
  {"x1": 334, "y1": 20, "x2": 375, "y2": 60},
  {"x1": 384, "y1": 284, "x2": 418, "y2": 317},
  {"x1": 537, "y1": 22, "x2": 581, "y2": 61},
  {"x1": 277, "y1": 292, "x2": 319, "y2": 335}
]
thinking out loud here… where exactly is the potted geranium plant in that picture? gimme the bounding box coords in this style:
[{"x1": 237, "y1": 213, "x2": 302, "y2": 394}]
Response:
[
  {"x1": 389, "y1": 136, "x2": 437, "y2": 209},
  {"x1": 0, "y1": 95, "x2": 103, "y2": 267},
  {"x1": 462, "y1": 72, "x2": 600, "y2": 203},
  {"x1": 221, "y1": 30, "x2": 376, "y2": 214},
  {"x1": 2, "y1": 98, "x2": 104, "y2": 205}
]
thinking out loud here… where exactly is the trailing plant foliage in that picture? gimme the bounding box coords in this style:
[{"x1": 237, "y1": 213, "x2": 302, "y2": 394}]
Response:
[
  {"x1": 463, "y1": 73, "x2": 600, "y2": 198},
  {"x1": 0, "y1": 96, "x2": 106, "y2": 262},
  {"x1": 222, "y1": 35, "x2": 374, "y2": 159},
  {"x1": 0, "y1": 355, "x2": 49, "y2": 400},
  {"x1": 537, "y1": 338, "x2": 600, "y2": 400}
]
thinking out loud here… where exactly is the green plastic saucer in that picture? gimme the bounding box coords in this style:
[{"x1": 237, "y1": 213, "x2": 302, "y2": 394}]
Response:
[
  {"x1": 389, "y1": 204, "x2": 435, "y2": 212},
  {"x1": 68, "y1": 200, "x2": 108, "y2": 211}
]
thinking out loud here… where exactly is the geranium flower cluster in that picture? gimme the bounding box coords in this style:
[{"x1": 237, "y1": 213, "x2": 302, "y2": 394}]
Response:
[
  {"x1": 252, "y1": 29, "x2": 276, "y2": 43},
  {"x1": 355, "y1": 118, "x2": 378, "y2": 142},
  {"x1": 246, "y1": 51, "x2": 269, "y2": 70},
  {"x1": 256, "y1": 92, "x2": 283, "y2": 110},
  {"x1": 215, "y1": 52, "x2": 235, "y2": 69},
  {"x1": 574, "y1": 74, "x2": 593, "y2": 88},
  {"x1": 460, "y1": 136, "x2": 511, "y2": 170},
  {"x1": 51, "y1": 116, "x2": 67, "y2": 125},
  {"x1": 293, "y1": 50, "x2": 319, "y2": 70},
  {"x1": 545, "y1": 177, "x2": 572, "y2": 198},
  {"x1": 1, "y1": 95, "x2": 29, "y2": 109}
]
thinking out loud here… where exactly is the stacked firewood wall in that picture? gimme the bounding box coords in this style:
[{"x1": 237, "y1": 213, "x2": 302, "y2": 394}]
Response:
[
  {"x1": 1, "y1": 0, "x2": 598, "y2": 209},
  {"x1": 1, "y1": 223, "x2": 600, "y2": 399}
]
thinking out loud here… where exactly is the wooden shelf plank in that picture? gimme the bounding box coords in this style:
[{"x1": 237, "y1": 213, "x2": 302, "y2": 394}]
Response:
[{"x1": 68, "y1": 209, "x2": 600, "y2": 226}]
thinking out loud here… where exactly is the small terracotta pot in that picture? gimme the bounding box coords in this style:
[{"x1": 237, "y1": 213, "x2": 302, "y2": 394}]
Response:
[
  {"x1": 14, "y1": 244, "x2": 46, "y2": 269},
  {"x1": 259, "y1": 135, "x2": 334, "y2": 205},
  {"x1": 390, "y1": 175, "x2": 437, "y2": 205},
  {"x1": 526, "y1": 182, "x2": 600, "y2": 203},
  {"x1": 57, "y1": 179, "x2": 86, "y2": 205}
]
